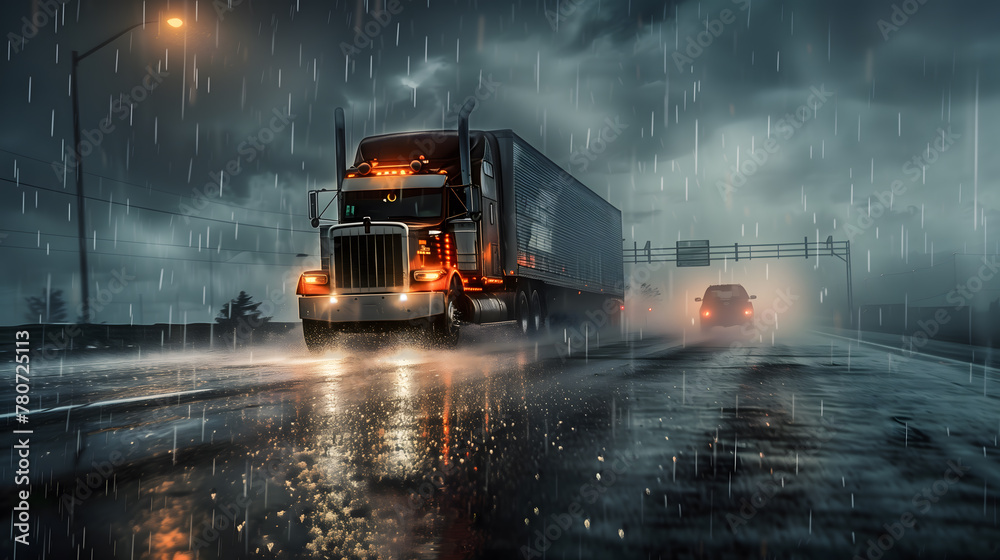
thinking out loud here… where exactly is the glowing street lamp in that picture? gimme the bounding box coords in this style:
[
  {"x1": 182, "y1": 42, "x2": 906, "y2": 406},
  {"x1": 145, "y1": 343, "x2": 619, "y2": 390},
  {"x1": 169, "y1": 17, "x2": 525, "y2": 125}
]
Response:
[{"x1": 71, "y1": 17, "x2": 183, "y2": 322}]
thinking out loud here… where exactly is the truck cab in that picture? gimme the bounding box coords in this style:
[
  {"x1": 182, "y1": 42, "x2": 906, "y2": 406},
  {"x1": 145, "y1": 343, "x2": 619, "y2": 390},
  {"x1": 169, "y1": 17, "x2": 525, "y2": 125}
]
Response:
[
  {"x1": 297, "y1": 103, "x2": 494, "y2": 350},
  {"x1": 297, "y1": 101, "x2": 624, "y2": 353}
]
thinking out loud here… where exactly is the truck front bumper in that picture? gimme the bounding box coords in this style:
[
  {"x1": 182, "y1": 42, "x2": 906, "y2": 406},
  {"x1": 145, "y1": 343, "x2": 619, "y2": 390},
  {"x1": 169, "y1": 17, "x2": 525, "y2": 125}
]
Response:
[{"x1": 299, "y1": 292, "x2": 444, "y2": 323}]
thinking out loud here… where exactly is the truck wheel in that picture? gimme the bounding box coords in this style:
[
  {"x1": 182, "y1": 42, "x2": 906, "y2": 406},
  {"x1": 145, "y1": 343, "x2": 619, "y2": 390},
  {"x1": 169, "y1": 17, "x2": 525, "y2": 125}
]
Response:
[
  {"x1": 434, "y1": 278, "x2": 462, "y2": 346},
  {"x1": 303, "y1": 319, "x2": 336, "y2": 354},
  {"x1": 530, "y1": 289, "x2": 545, "y2": 333},
  {"x1": 516, "y1": 288, "x2": 532, "y2": 336}
]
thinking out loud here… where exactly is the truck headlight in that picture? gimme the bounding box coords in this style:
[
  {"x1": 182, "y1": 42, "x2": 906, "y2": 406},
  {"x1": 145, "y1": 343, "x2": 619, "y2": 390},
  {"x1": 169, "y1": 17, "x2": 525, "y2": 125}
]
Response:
[{"x1": 413, "y1": 270, "x2": 445, "y2": 282}]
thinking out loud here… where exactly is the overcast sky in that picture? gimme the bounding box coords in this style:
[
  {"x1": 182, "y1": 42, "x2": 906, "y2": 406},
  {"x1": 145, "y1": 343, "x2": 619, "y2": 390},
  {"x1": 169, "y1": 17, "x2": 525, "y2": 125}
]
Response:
[{"x1": 1, "y1": 0, "x2": 997, "y2": 325}]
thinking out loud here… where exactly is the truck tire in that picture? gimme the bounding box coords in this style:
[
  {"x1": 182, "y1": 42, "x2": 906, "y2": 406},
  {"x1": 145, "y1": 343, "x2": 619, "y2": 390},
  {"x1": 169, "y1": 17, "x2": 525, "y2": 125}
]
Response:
[
  {"x1": 434, "y1": 278, "x2": 462, "y2": 346},
  {"x1": 530, "y1": 289, "x2": 545, "y2": 333},
  {"x1": 516, "y1": 287, "x2": 532, "y2": 336},
  {"x1": 303, "y1": 319, "x2": 337, "y2": 354}
]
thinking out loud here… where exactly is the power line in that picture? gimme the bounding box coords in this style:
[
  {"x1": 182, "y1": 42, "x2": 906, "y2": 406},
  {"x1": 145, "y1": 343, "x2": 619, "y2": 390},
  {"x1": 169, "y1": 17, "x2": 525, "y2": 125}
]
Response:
[
  {"x1": 0, "y1": 226, "x2": 313, "y2": 258},
  {"x1": 2, "y1": 176, "x2": 315, "y2": 235},
  {"x1": 0, "y1": 145, "x2": 310, "y2": 219},
  {"x1": 1, "y1": 242, "x2": 311, "y2": 267}
]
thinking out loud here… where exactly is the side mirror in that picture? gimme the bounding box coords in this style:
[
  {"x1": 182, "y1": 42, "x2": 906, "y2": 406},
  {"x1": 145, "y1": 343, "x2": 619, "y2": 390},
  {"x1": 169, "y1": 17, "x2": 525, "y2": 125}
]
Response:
[
  {"x1": 466, "y1": 184, "x2": 482, "y2": 217},
  {"x1": 750, "y1": 295, "x2": 757, "y2": 300},
  {"x1": 308, "y1": 191, "x2": 319, "y2": 226},
  {"x1": 694, "y1": 297, "x2": 702, "y2": 302}
]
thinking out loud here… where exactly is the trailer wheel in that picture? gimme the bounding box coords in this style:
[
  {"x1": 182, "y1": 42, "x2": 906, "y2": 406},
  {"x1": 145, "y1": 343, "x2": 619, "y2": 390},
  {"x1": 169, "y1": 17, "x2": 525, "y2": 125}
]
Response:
[
  {"x1": 434, "y1": 278, "x2": 462, "y2": 346},
  {"x1": 530, "y1": 289, "x2": 545, "y2": 333},
  {"x1": 302, "y1": 319, "x2": 337, "y2": 354},
  {"x1": 516, "y1": 288, "x2": 532, "y2": 336}
]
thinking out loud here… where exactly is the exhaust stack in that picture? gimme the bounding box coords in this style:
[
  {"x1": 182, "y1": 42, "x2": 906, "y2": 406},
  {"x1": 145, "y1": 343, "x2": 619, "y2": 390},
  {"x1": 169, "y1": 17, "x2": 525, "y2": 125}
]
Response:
[
  {"x1": 334, "y1": 107, "x2": 347, "y2": 193},
  {"x1": 458, "y1": 99, "x2": 476, "y2": 187}
]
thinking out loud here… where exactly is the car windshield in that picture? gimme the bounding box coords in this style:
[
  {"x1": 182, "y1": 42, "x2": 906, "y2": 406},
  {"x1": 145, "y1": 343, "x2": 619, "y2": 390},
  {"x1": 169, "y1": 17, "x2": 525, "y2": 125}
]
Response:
[
  {"x1": 705, "y1": 285, "x2": 749, "y2": 300},
  {"x1": 343, "y1": 188, "x2": 442, "y2": 221}
]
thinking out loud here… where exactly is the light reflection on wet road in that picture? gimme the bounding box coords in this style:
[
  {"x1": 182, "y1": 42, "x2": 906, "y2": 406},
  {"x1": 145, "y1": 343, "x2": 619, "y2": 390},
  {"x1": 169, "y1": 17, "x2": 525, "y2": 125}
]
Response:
[{"x1": 2, "y1": 326, "x2": 999, "y2": 559}]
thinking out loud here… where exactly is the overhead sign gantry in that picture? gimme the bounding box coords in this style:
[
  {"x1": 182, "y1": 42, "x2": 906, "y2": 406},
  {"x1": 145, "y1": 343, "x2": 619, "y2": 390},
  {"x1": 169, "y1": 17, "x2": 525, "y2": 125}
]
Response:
[{"x1": 625, "y1": 237, "x2": 854, "y2": 323}]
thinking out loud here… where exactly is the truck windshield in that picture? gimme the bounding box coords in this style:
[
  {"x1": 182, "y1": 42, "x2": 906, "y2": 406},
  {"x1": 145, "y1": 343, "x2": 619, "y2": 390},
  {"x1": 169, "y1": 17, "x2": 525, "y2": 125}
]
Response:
[{"x1": 343, "y1": 188, "x2": 442, "y2": 221}]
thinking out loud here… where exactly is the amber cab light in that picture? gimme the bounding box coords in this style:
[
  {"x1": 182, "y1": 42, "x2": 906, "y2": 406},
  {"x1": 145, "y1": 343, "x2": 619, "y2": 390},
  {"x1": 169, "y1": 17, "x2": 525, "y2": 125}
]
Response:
[{"x1": 297, "y1": 271, "x2": 331, "y2": 295}]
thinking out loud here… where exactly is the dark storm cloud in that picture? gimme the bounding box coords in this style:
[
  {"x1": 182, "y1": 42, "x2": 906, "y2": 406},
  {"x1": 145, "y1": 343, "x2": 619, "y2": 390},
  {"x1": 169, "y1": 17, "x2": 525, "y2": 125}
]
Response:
[{"x1": 1, "y1": 0, "x2": 997, "y2": 324}]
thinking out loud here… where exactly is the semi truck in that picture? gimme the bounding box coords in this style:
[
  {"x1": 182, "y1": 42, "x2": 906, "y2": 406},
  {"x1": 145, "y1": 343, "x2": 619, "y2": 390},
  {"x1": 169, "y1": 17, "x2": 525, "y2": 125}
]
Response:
[{"x1": 296, "y1": 100, "x2": 623, "y2": 350}]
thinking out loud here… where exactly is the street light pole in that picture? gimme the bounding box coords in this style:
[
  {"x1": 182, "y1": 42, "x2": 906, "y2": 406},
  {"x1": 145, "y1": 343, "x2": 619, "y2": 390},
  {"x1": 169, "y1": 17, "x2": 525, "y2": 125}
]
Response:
[
  {"x1": 70, "y1": 18, "x2": 182, "y2": 323},
  {"x1": 70, "y1": 49, "x2": 89, "y2": 323}
]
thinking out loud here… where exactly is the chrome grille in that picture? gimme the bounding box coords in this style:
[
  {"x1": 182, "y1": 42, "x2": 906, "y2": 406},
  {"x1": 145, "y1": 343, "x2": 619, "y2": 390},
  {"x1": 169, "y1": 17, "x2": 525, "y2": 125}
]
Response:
[{"x1": 329, "y1": 224, "x2": 408, "y2": 292}]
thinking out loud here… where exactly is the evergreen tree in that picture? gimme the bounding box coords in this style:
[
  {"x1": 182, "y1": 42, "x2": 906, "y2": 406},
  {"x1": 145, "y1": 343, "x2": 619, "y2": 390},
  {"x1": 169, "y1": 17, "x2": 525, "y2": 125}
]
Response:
[
  {"x1": 24, "y1": 289, "x2": 68, "y2": 323},
  {"x1": 216, "y1": 291, "x2": 271, "y2": 329}
]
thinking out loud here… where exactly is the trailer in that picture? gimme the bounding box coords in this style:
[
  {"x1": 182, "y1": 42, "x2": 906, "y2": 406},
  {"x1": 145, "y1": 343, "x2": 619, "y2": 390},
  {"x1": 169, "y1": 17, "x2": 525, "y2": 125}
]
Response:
[{"x1": 297, "y1": 101, "x2": 623, "y2": 350}]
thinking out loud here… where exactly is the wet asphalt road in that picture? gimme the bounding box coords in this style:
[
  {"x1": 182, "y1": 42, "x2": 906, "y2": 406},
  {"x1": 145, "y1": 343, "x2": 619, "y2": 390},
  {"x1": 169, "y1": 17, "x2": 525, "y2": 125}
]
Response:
[{"x1": 2, "y1": 325, "x2": 999, "y2": 560}]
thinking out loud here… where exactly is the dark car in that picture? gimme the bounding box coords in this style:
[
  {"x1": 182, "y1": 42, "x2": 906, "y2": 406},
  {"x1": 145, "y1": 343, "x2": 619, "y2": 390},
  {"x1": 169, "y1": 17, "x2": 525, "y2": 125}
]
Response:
[{"x1": 695, "y1": 284, "x2": 756, "y2": 331}]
